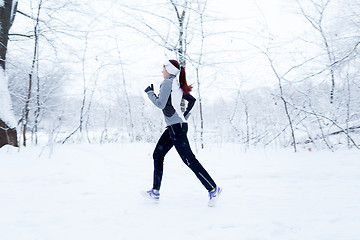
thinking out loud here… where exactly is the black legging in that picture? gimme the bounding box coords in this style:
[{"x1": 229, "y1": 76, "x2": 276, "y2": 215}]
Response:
[{"x1": 152, "y1": 123, "x2": 216, "y2": 191}]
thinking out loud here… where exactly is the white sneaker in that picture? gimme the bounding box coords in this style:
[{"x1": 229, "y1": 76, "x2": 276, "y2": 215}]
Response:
[
  {"x1": 141, "y1": 189, "x2": 160, "y2": 200},
  {"x1": 208, "y1": 186, "x2": 222, "y2": 207}
]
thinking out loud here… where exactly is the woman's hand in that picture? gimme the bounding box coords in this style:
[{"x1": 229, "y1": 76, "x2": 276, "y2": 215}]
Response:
[{"x1": 144, "y1": 84, "x2": 154, "y2": 93}]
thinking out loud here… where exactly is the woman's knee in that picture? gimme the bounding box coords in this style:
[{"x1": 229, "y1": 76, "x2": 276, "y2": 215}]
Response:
[
  {"x1": 153, "y1": 148, "x2": 165, "y2": 161},
  {"x1": 181, "y1": 153, "x2": 197, "y2": 166}
]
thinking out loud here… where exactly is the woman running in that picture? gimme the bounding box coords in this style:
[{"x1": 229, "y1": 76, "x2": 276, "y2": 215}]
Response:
[{"x1": 143, "y1": 59, "x2": 221, "y2": 206}]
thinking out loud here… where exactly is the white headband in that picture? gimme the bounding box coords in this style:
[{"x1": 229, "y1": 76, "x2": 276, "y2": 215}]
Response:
[{"x1": 164, "y1": 60, "x2": 180, "y2": 75}]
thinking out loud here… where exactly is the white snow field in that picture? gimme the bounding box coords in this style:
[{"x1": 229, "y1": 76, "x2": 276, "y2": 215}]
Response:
[{"x1": 1, "y1": 143, "x2": 359, "y2": 240}]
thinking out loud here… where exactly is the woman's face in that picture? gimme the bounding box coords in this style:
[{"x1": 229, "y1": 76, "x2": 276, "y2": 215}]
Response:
[{"x1": 162, "y1": 66, "x2": 170, "y2": 79}]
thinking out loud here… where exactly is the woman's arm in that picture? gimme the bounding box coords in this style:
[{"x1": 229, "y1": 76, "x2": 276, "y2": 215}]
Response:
[
  {"x1": 183, "y1": 93, "x2": 196, "y2": 118},
  {"x1": 146, "y1": 78, "x2": 172, "y2": 109}
]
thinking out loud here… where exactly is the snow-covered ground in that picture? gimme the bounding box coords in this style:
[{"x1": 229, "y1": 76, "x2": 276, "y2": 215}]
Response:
[{"x1": 1, "y1": 143, "x2": 359, "y2": 240}]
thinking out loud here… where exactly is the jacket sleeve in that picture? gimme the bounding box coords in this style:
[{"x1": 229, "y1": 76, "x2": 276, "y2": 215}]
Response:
[
  {"x1": 183, "y1": 93, "x2": 196, "y2": 117},
  {"x1": 146, "y1": 78, "x2": 172, "y2": 109}
]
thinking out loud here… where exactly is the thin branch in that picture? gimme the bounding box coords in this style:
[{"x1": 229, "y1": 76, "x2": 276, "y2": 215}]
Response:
[{"x1": 8, "y1": 33, "x2": 33, "y2": 38}]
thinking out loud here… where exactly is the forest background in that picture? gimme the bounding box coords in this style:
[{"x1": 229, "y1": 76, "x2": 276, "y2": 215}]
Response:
[{"x1": 1, "y1": 0, "x2": 360, "y2": 152}]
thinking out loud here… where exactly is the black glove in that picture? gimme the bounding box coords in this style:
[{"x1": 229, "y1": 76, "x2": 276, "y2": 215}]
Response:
[{"x1": 144, "y1": 84, "x2": 154, "y2": 93}]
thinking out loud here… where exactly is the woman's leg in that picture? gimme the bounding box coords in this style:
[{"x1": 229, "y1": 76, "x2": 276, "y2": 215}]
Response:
[
  {"x1": 152, "y1": 128, "x2": 173, "y2": 190},
  {"x1": 169, "y1": 123, "x2": 216, "y2": 191}
]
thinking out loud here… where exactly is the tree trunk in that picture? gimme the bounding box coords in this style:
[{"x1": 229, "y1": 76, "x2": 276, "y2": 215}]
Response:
[
  {"x1": 170, "y1": 0, "x2": 188, "y2": 113},
  {"x1": 22, "y1": 0, "x2": 42, "y2": 146},
  {"x1": 0, "y1": 119, "x2": 18, "y2": 147},
  {"x1": 0, "y1": 0, "x2": 19, "y2": 148}
]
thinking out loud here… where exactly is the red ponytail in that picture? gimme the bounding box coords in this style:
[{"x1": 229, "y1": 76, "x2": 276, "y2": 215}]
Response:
[
  {"x1": 169, "y1": 59, "x2": 192, "y2": 94},
  {"x1": 179, "y1": 66, "x2": 192, "y2": 94}
]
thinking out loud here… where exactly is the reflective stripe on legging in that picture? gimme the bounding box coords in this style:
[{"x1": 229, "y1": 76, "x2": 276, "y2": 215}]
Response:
[{"x1": 198, "y1": 172, "x2": 215, "y2": 190}]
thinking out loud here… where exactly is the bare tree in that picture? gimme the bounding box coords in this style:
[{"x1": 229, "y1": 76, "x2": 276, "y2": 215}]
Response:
[
  {"x1": 20, "y1": 0, "x2": 43, "y2": 146},
  {"x1": 0, "y1": 0, "x2": 19, "y2": 148},
  {"x1": 187, "y1": 0, "x2": 207, "y2": 149},
  {"x1": 297, "y1": 0, "x2": 336, "y2": 104},
  {"x1": 264, "y1": 51, "x2": 297, "y2": 152},
  {"x1": 113, "y1": 29, "x2": 134, "y2": 142},
  {"x1": 62, "y1": 31, "x2": 94, "y2": 144}
]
